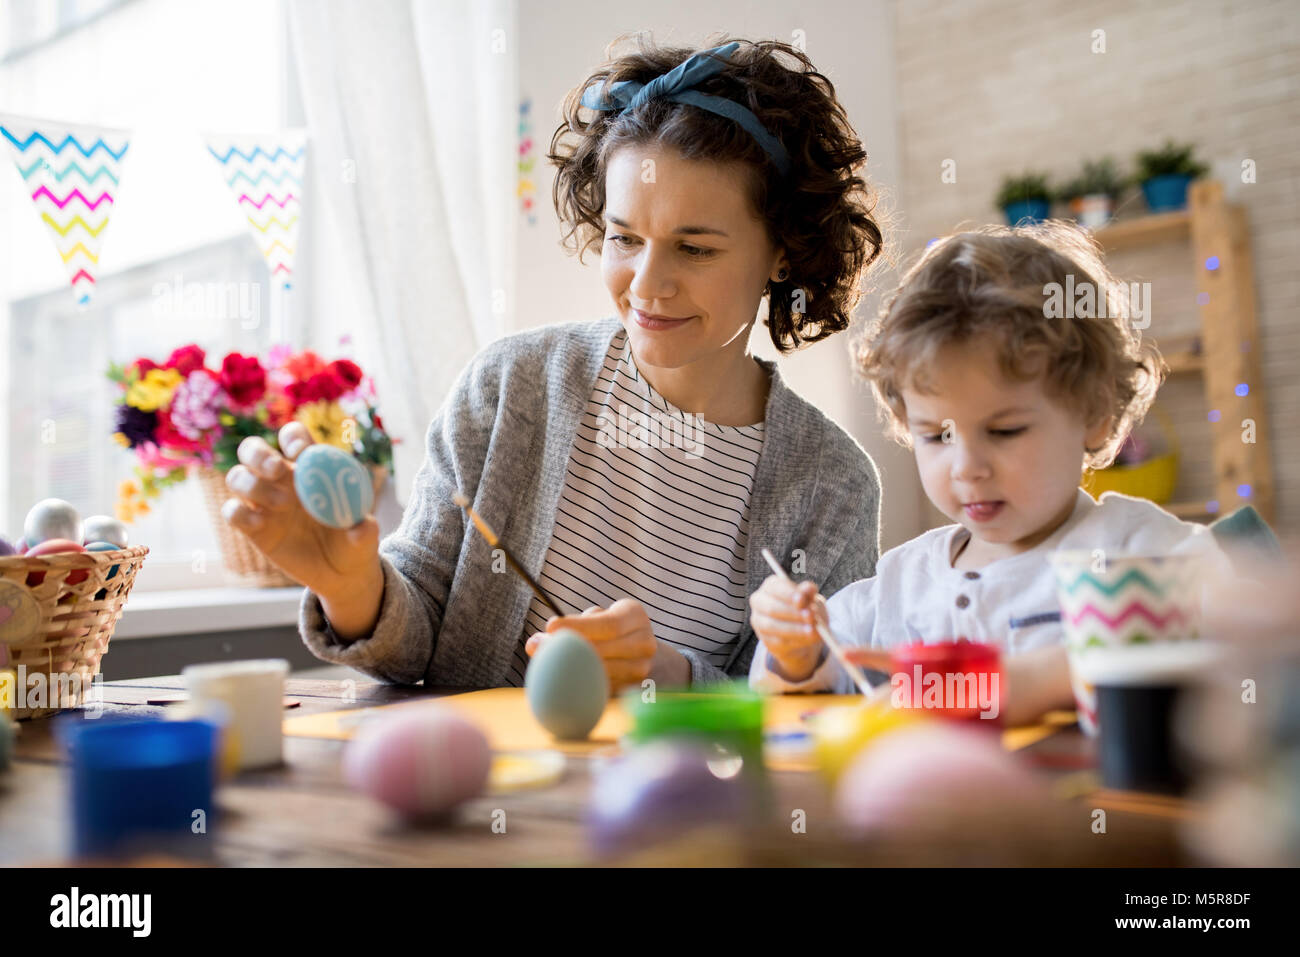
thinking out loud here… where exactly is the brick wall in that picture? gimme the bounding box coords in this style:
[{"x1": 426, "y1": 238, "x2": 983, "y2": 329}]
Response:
[{"x1": 891, "y1": 0, "x2": 1299, "y2": 532}]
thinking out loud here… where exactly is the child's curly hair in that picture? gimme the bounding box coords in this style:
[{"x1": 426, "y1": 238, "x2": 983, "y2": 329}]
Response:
[
  {"x1": 548, "y1": 33, "x2": 886, "y2": 353},
  {"x1": 854, "y1": 221, "x2": 1165, "y2": 469}
]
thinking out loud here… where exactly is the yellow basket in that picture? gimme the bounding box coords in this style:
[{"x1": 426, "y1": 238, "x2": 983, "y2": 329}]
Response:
[
  {"x1": 1082, "y1": 407, "x2": 1179, "y2": 504},
  {"x1": 0, "y1": 545, "x2": 149, "y2": 719}
]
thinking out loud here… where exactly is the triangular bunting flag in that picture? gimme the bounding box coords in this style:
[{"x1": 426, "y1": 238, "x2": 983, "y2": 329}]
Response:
[
  {"x1": 0, "y1": 114, "x2": 131, "y2": 306},
  {"x1": 204, "y1": 131, "x2": 306, "y2": 289}
]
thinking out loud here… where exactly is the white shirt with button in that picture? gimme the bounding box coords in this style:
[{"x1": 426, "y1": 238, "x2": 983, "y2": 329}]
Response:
[{"x1": 749, "y1": 489, "x2": 1230, "y2": 694}]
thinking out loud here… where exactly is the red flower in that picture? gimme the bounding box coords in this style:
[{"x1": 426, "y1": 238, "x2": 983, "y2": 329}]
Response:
[
  {"x1": 131, "y1": 357, "x2": 161, "y2": 378},
  {"x1": 327, "y1": 359, "x2": 363, "y2": 391},
  {"x1": 287, "y1": 371, "x2": 346, "y2": 407},
  {"x1": 219, "y1": 352, "x2": 267, "y2": 407},
  {"x1": 372, "y1": 412, "x2": 385, "y2": 432},
  {"x1": 165, "y1": 344, "x2": 208, "y2": 377}
]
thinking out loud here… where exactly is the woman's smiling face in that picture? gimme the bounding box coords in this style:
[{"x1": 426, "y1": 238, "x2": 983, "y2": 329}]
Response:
[{"x1": 601, "y1": 143, "x2": 787, "y2": 374}]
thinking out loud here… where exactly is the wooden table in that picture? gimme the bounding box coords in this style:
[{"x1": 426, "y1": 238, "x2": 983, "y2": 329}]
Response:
[{"x1": 0, "y1": 676, "x2": 1192, "y2": 867}]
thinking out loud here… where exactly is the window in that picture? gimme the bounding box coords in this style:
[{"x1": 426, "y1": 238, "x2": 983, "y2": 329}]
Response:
[
  {"x1": 0, "y1": 0, "x2": 136, "y2": 64},
  {"x1": 0, "y1": 0, "x2": 298, "y2": 590},
  {"x1": 6, "y1": 236, "x2": 280, "y2": 587}
]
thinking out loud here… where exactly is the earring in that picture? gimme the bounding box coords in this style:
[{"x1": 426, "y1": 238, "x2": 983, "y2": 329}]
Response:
[{"x1": 776, "y1": 268, "x2": 789, "y2": 282}]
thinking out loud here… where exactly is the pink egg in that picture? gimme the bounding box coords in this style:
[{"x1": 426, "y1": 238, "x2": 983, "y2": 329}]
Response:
[
  {"x1": 23, "y1": 539, "x2": 87, "y2": 586},
  {"x1": 343, "y1": 706, "x2": 491, "y2": 819},
  {"x1": 834, "y1": 721, "x2": 1047, "y2": 835}
]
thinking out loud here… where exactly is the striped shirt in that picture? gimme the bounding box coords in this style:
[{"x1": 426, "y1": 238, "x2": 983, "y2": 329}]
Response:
[{"x1": 505, "y1": 328, "x2": 766, "y2": 686}]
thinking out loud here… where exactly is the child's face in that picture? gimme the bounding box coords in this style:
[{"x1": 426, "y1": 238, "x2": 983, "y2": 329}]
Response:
[{"x1": 901, "y1": 341, "x2": 1110, "y2": 557}]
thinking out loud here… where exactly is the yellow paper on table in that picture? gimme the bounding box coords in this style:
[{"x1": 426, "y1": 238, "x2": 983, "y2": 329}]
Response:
[{"x1": 283, "y1": 689, "x2": 1071, "y2": 767}]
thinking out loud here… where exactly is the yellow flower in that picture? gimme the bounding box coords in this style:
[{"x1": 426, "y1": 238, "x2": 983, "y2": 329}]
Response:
[
  {"x1": 295, "y1": 400, "x2": 354, "y2": 450},
  {"x1": 118, "y1": 479, "x2": 138, "y2": 500},
  {"x1": 112, "y1": 432, "x2": 130, "y2": 448},
  {"x1": 219, "y1": 413, "x2": 236, "y2": 426},
  {"x1": 125, "y1": 368, "x2": 183, "y2": 412}
]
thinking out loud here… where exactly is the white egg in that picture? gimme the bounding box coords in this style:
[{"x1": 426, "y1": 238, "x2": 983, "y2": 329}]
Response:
[
  {"x1": 82, "y1": 515, "x2": 129, "y2": 548},
  {"x1": 23, "y1": 499, "x2": 82, "y2": 548}
]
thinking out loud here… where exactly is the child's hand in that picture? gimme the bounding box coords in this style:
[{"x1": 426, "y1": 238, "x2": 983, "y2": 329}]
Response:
[{"x1": 749, "y1": 574, "x2": 828, "y2": 682}]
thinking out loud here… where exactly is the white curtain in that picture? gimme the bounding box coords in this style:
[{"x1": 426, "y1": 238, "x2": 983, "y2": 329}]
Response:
[{"x1": 288, "y1": 0, "x2": 519, "y2": 507}]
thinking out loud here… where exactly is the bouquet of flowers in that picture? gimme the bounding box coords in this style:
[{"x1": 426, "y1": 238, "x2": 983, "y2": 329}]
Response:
[{"x1": 107, "y1": 343, "x2": 398, "y2": 522}]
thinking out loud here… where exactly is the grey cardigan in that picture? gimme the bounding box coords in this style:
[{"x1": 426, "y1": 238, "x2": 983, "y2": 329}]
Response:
[{"x1": 297, "y1": 317, "x2": 882, "y2": 687}]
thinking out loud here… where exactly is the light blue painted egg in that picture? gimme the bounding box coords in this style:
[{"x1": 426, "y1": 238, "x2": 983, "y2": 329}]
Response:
[
  {"x1": 293, "y1": 444, "x2": 374, "y2": 529},
  {"x1": 525, "y1": 628, "x2": 609, "y2": 740},
  {"x1": 86, "y1": 541, "x2": 122, "y2": 579}
]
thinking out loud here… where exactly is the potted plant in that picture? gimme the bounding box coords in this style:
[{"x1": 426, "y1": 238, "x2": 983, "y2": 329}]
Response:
[
  {"x1": 1134, "y1": 139, "x2": 1208, "y2": 212},
  {"x1": 106, "y1": 343, "x2": 399, "y2": 585},
  {"x1": 995, "y1": 172, "x2": 1053, "y2": 226},
  {"x1": 1057, "y1": 157, "x2": 1126, "y2": 229}
]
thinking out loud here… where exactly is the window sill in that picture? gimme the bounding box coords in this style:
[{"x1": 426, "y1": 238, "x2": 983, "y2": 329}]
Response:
[{"x1": 114, "y1": 586, "x2": 306, "y2": 640}]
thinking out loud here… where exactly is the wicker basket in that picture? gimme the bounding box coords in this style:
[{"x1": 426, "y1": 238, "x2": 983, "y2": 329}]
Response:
[
  {"x1": 0, "y1": 545, "x2": 149, "y2": 720},
  {"x1": 195, "y1": 466, "x2": 299, "y2": 588}
]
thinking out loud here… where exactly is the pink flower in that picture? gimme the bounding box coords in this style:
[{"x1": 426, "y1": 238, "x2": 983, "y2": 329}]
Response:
[{"x1": 170, "y1": 370, "x2": 229, "y2": 440}]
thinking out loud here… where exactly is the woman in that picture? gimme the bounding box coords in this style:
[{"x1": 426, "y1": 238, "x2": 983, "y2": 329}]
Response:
[{"x1": 222, "y1": 35, "x2": 886, "y2": 690}]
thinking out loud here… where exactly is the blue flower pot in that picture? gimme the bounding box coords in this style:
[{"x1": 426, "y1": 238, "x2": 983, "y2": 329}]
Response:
[
  {"x1": 1003, "y1": 199, "x2": 1051, "y2": 226},
  {"x1": 1141, "y1": 174, "x2": 1192, "y2": 212}
]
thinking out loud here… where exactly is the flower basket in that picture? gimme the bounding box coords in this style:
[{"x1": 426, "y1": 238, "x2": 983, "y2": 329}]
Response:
[
  {"x1": 107, "y1": 343, "x2": 400, "y2": 588},
  {"x1": 0, "y1": 545, "x2": 149, "y2": 719}
]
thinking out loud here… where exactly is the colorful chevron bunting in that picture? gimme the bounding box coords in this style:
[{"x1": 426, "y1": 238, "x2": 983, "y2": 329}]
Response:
[
  {"x1": 1, "y1": 115, "x2": 131, "y2": 306},
  {"x1": 204, "y1": 131, "x2": 307, "y2": 289}
]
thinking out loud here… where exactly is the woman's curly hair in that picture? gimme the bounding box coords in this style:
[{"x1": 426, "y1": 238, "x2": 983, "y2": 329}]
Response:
[
  {"x1": 854, "y1": 221, "x2": 1165, "y2": 469},
  {"x1": 548, "y1": 32, "x2": 886, "y2": 353}
]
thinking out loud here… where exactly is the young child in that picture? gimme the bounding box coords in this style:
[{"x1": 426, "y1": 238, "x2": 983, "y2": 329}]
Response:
[{"x1": 748, "y1": 221, "x2": 1229, "y2": 723}]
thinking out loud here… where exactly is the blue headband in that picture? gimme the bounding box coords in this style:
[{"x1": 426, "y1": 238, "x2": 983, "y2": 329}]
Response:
[{"x1": 579, "y1": 40, "x2": 793, "y2": 178}]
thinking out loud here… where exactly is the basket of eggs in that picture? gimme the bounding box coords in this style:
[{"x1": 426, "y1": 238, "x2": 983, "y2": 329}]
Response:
[{"x1": 0, "y1": 498, "x2": 148, "y2": 720}]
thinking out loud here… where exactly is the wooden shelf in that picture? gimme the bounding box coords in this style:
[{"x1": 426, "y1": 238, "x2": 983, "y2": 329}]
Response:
[
  {"x1": 1153, "y1": 334, "x2": 1204, "y2": 375},
  {"x1": 1092, "y1": 209, "x2": 1191, "y2": 251},
  {"x1": 1165, "y1": 500, "x2": 1212, "y2": 519}
]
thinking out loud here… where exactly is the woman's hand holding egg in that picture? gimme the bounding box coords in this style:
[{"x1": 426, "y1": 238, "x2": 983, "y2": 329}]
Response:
[
  {"x1": 221, "y1": 422, "x2": 381, "y2": 603},
  {"x1": 525, "y1": 598, "x2": 658, "y2": 692},
  {"x1": 749, "y1": 574, "x2": 828, "y2": 682}
]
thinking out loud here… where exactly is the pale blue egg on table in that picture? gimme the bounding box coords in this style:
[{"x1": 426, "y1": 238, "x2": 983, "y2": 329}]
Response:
[
  {"x1": 293, "y1": 445, "x2": 373, "y2": 529},
  {"x1": 82, "y1": 515, "x2": 129, "y2": 548},
  {"x1": 525, "y1": 628, "x2": 609, "y2": 740},
  {"x1": 23, "y1": 499, "x2": 82, "y2": 547}
]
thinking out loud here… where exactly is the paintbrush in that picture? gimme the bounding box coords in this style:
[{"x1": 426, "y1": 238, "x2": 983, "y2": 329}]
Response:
[
  {"x1": 452, "y1": 491, "x2": 567, "y2": 619},
  {"x1": 760, "y1": 547, "x2": 876, "y2": 697}
]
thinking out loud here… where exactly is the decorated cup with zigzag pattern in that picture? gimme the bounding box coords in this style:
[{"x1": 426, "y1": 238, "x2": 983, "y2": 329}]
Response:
[{"x1": 1049, "y1": 551, "x2": 1206, "y2": 736}]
